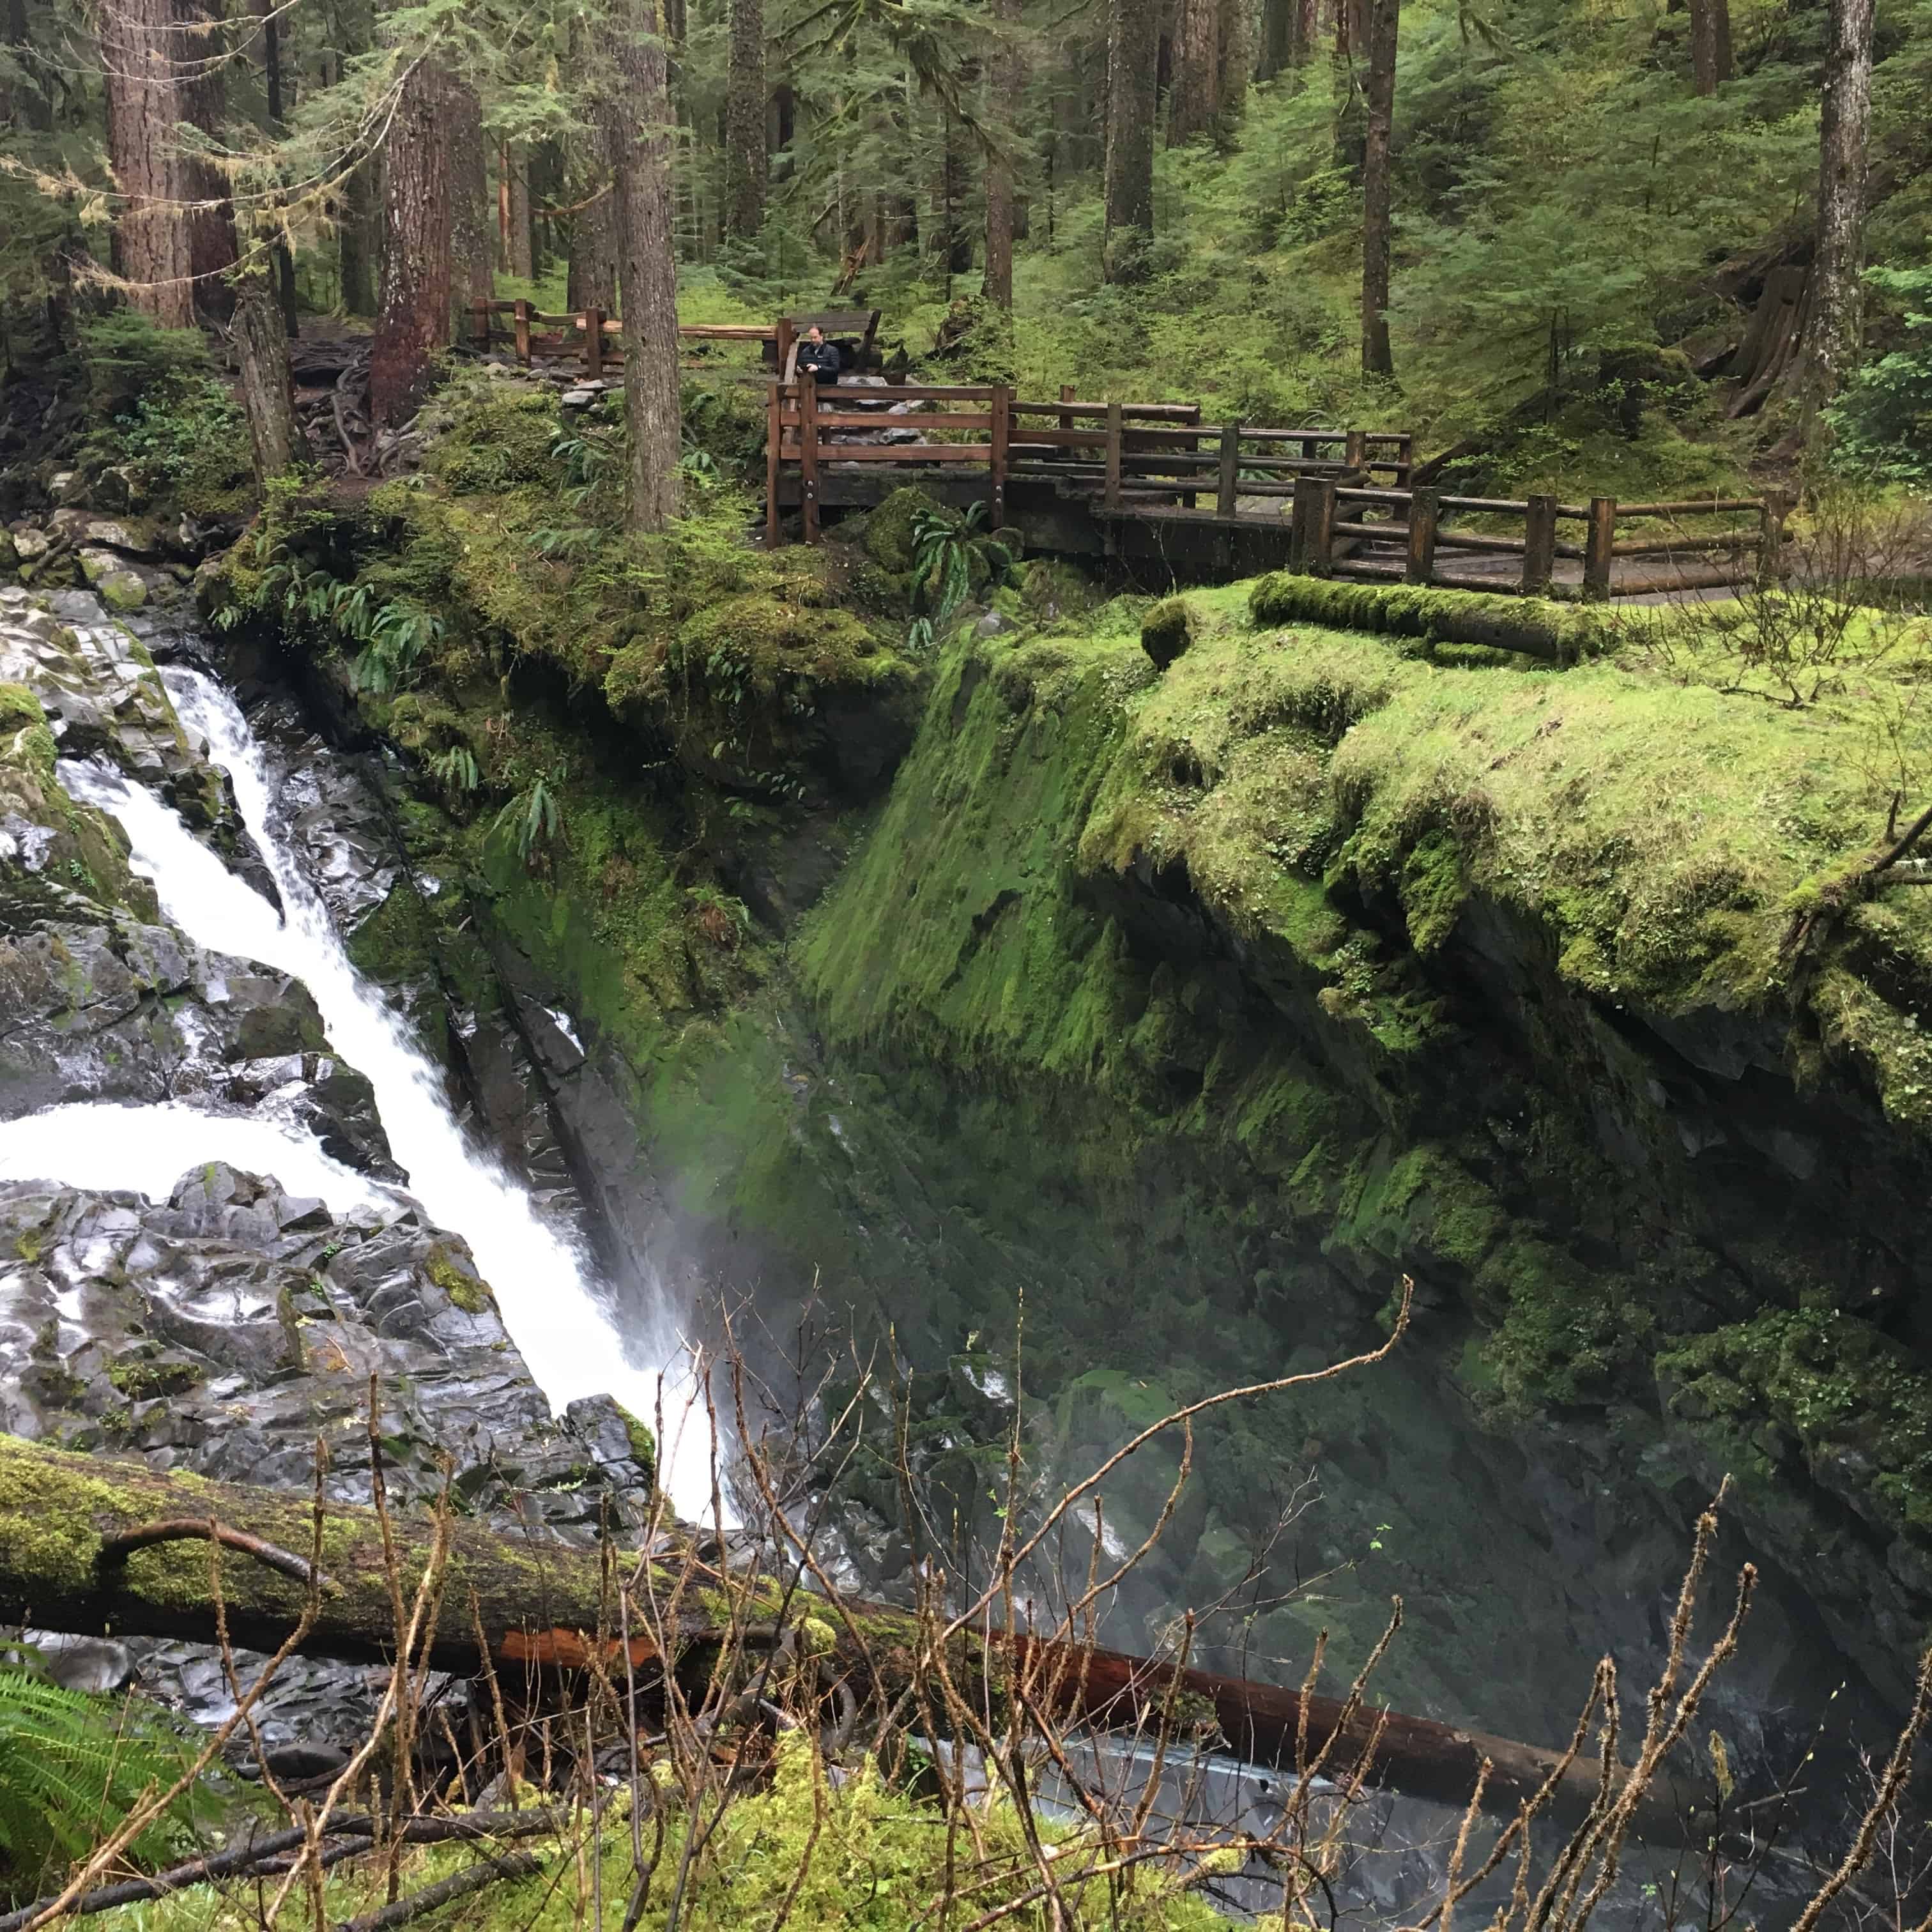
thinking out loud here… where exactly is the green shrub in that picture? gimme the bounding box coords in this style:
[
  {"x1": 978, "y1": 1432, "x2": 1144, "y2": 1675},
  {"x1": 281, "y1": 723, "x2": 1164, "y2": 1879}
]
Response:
[
  {"x1": 1827, "y1": 266, "x2": 1932, "y2": 486},
  {"x1": 77, "y1": 312, "x2": 213, "y2": 429}
]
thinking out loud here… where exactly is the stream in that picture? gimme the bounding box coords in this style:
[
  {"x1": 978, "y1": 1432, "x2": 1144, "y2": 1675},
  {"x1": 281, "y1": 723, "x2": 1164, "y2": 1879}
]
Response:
[{"x1": 0, "y1": 664, "x2": 716, "y2": 1516}]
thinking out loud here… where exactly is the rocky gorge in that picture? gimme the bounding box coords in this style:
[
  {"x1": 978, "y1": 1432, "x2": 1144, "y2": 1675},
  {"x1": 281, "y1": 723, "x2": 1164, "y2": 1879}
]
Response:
[{"x1": 6, "y1": 376, "x2": 1932, "y2": 1853}]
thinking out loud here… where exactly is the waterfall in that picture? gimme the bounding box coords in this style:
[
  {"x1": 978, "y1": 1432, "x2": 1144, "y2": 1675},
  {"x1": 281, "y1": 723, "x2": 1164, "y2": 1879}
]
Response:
[{"x1": 3, "y1": 666, "x2": 716, "y2": 1518}]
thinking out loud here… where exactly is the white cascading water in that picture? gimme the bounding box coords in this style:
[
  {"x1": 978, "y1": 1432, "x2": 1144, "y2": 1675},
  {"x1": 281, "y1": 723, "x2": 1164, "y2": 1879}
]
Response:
[{"x1": 1, "y1": 665, "x2": 717, "y2": 1517}]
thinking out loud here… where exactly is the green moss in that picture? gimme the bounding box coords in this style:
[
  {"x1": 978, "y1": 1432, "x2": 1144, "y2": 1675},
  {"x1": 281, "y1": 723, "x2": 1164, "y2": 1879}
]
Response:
[
  {"x1": 857, "y1": 486, "x2": 939, "y2": 575},
  {"x1": 1140, "y1": 597, "x2": 1197, "y2": 671},
  {"x1": 1248, "y1": 573, "x2": 1607, "y2": 663},
  {"x1": 0, "y1": 683, "x2": 44, "y2": 733},
  {"x1": 425, "y1": 1243, "x2": 496, "y2": 1315},
  {"x1": 612, "y1": 1404, "x2": 657, "y2": 1478},
  {"x1": 1659, "y1": 1309, "x2": 1932, "y2": 1538}
]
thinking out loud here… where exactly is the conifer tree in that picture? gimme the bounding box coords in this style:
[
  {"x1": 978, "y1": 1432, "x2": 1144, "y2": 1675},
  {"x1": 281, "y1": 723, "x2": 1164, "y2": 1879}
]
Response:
[
  {"x1": 723, "y1": 0, "x2": 766, "y2": 238},
  {"x1": 1360, "y1": 0, "x2": 1397, "y2": 376},
  {"x1": 371, "y1": 56, "x2": 454, "y2": 424},
  {"x1": 1102, "y1": 0, "x2": 1156, "y2": 279}
]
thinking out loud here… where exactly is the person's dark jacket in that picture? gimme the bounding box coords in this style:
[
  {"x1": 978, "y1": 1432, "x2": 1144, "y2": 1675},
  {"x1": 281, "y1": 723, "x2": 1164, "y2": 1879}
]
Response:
[{"x1": 797, "y1": 337, "x2": 841, "y2": 382}]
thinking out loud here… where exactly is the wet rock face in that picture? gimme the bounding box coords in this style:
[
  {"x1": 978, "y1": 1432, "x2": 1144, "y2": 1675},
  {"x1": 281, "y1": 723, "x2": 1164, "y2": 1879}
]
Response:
[
  {"x1": 0, "y1": 1163, "x2": 654, "y2": 1525},
  {"x1": 0, "y1": 586, "x2": 272, "y2": 896},
  {"x1": 0, "y1": 1163, "x2": 656, "y2": 1779}
]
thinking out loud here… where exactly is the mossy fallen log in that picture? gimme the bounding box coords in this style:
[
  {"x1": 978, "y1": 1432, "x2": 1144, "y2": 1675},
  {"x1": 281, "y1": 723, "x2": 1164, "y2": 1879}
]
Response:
[
  {"x1": 0, "y1": 1434, "x2": 1696, "y2": 1843},
  {"x1": 1248, "y1": 572, "x2": 1606, "y2": 663}
]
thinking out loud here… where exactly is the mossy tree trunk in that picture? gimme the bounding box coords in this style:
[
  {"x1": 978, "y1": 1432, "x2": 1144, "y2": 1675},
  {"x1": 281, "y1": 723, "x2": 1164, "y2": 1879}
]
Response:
[
  {"x1": 1102, "y1": 0, "x2": 1157, "y2": 280},
  {"x1": 1359, "y1": 0, "x2": 1397, "y2": 377},
  {"x1": 1793, "y1": 0, "x2": 1873, "y2": 441},
  {"x1": 723, "y1": 0, "x2": 766, "y2": 238},
  {"x1": 599, "y1": 0, "x2": 683, "y2": 530},
  {"x1": 983, "y1": 0, "x2": 1020, "y2": 309},
  {"x1": 254, "y1": 0, "x2": 298, "y2": 337},
  {"x1": 233, "y1": 277, "x2": 311, "y2": 480},
  {"x1": 371, "y1": 57, "x2": 453, "y2": 426},
  {"x1": 0, "y1": 1434, "x2": 1696, "y2": 1843},
  {"x1": 448, "y1": 77, "x2": 495, "y2": 325}
]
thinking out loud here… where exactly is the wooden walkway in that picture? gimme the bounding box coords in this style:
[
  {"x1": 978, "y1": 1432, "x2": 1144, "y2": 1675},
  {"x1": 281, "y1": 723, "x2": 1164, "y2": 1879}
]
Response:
[{"x1": 767, "y1": 379, "x2": 1793, "y2": 601}]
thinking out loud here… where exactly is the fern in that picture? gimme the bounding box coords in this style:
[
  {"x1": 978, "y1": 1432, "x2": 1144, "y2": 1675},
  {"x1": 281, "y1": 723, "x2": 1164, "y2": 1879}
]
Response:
[
  {"x1": 0, "y1": 1669, "x2": 211, "y2": 1903},
  {"x1": 493, "y1": 776, "x2": 562, "y2": 866},
  {"x1": 429, "y1": 746, "x2": 480, "y2": 797},
  {"x1": 908, "y1": 501, "x2": 1018, "y2": 647}
]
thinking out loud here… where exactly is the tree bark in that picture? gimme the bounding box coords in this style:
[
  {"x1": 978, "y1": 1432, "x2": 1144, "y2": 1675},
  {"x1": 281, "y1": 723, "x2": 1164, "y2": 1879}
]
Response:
[
  {"x1": 370, "y1": 57, "x2": 453, "y2": 427},
  {"x1": 1103, "y1": 0, "x2": 1157, "y2": 280},
  {"x1": 448, "y1": 78, "x2": 494, "y2": 326},
  {"x1": 233, "y1": 279, "x2": 310, "y2": 479},
  {"x1": 0, "y1": 1434, "x2": 1703, "y2": 1847},
  {"x1": 338, "y1": 155, "x2": 379, "y2": 315},
  {"x1": 100, "y1": 0, "x2": 201, "y2": 327},
  {"x1": 1167, "y1": 0, "x2": 1219, "y2": 143},
  {"x1": 3, "y1": 0, "x2": 51, "y2": 131},
  {"x1": 983, "y1": 0, "x2": 1021, "y2": 309},
  {"x1": 1258, "y1": 0, "x2": 1287, "y2": 77},
  {"x1": 723, "y1": 0, "x2": 767, "y2": 238},
  {"x1": 1794, "y1": 0, "x2": 1874, "y2": 437},
  {"x1": 505, "y1": 143, "x2": 534, "y2": 279},
  {"x1": 1216, "y1": 0, "x2": 1246, "y2": 119},
  {"x1": 565, "y1": 181, "x2": 620, "y2": 312},
  {"x1": 599, "y1": 0, "x2": 682, "y2": 530},
  {"x1": 176, "y1": 0, "x2": 237, "y2": 321},
  {"x1": 1360, "y1": 0, "x2": 1397, "y2": 376},
  {"x1": 255, "y1": 0, "x2": 299, "y2": 338},
  {"x1": 1687, "y1": 0, "x2": 1731, "y2": 91}
]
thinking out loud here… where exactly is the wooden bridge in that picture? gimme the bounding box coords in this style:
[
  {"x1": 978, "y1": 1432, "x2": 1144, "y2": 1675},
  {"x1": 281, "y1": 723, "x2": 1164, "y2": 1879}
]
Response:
[
  {"x1": 766, "y1": 378, "x2": 1793, "y2": 600},
  {"x1": 461, "y1": 298, "x2": 1790, "y2": 600}
]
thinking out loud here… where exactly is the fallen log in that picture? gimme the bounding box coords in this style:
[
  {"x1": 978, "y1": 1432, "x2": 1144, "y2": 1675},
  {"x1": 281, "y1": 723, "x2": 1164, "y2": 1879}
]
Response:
[{"x1": 0, "y1": 1436, "x2": 1694, "y2": 1843}]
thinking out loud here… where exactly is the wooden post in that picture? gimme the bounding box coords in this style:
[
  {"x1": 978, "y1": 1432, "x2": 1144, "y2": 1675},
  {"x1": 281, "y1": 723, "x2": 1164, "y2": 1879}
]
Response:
[
  {"x1": 1393, "y1": 434, "x2": 1413, "y2": 488},
  {"x1": 775, "y1": 318, "x2": 795, "y2": 380},
  {"x1": 1583, "y1": 497, "x2": 1616, "y2": 601},
  {"x1": 1105, "y1": 401, "x2": 1124, "y2": 511},
  {"x1": 800, "y1": 375, "x2": 820, "y2": 543},
  {"x1": 990, "y1": 385, "x2": 1010, "y2": 529},
  {"x1": 513, "y1": 299, "x2": 532, "y2": 365},
  {"x1": 1405, "y1": 488, "x2": 1439, "y2": 585},
  {"x1": 1758, "y1": 490, "x2": 1792, "y2": 586},
  {"x1": 1344, "y1": 429, "x2": 1368, "y2": 475},
  {"x1": 1308, "y1": 478, "x2": 1339, "y2": 574},
  {"x1": 471, "y1": 299, "x2": 490, "y2": 350},
  {"x1": 1183, "y1": 402, "x2": 1202, "y2": 510},
  {"x1": 1522, "y1": 493, "x2": 1558, "y2": 595},
  {"x1": 765, "y1": 383, "x2": 782, "y2": 548},
  {"x1": 1217, "y1": 422, "x2": 1241, "y2": 519},
  {"x1": 1290, "y1": 477, "x2": 1319, "y2": 572},
  {"x1": 1060, "y1": 383, "x2": 1075, "y2": 440},
  {"x1": 583, "y1": 308, "x2": 604, "y2": 381},
  {"x1": 1302, "y1": 436, "x2": 1317, "y2": 463}
]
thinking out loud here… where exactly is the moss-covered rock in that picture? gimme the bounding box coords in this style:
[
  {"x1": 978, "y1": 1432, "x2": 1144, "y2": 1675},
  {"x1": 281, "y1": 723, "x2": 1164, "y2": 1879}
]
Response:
[
  {"x1": 1140, "y1": 596, "x2": 1197, "y2": 670},
  {"x1": 857, "y1": 486, "x2": 939, "y2": 576}
]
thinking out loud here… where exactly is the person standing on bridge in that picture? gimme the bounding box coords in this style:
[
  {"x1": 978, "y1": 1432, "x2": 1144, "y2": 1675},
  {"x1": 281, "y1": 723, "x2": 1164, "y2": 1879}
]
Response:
[{"x1": 797, "y1": 325, "x2": 841, "y2": 386}]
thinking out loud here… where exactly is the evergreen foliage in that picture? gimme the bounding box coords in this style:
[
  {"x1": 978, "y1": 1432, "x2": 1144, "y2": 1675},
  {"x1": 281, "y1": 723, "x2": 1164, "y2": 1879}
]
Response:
[{"x1": 0, "y1": 1666, "x2": 211, "y2": 1904}]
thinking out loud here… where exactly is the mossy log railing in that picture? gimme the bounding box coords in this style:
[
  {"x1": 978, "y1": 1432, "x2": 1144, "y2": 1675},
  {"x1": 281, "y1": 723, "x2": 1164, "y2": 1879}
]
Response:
[{"x1": 0, "y1": 1435, "x2": 1705, "y2": 1844}]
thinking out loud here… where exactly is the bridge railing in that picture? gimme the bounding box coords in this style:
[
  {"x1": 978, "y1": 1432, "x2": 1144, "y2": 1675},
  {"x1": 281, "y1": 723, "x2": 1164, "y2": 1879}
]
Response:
[
  {"x1": 468, "y1": 299, "x2": 791, "y2": 376},
  {"x1": 763, "y1": 379, "x2": 1790, "y2": 597}
]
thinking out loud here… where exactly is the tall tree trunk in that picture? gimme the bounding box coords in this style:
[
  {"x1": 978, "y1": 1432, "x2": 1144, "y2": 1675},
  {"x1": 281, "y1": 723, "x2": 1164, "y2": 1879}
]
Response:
[
  {"x1": 565, "y1": 179, "x2": 620, "y2": 310},
  {"x1": 339, "y1": 155, "x2": 379, "y2": 314},
  {"x1": 505, "y1": 143, "x2": 534, "y2": 279},
  {"x1": 100, "y1": 0, "x2": 200, "y2": 327},
  {"x1": 4, "y1": 0, "x2": 52, "y2": 131},
  {"x1": 1259, "y1": 0, "x2": 1291, "y2": 79},
  {"x1": 174, "y1": 0, "x2": 238, "y2": 321},
  {"x1": 448, "y1": 78, "x2": 494, "y2": 326},
  {"x1": 1167, "y1": 0, "x2": 1218, "y2": 143},
  {"x1": 1217, "y1": 0, "x2": 1246, "y2": 119},
  {"x1": 1688, "y1": 0, "x2": 1731, "y2": 91},
  {"x1": 370, "y1": 58, "x2": 453, "y2": 427},
  {"x1": 233, "y1": 279, "x2": 310, "y2": 478},
  {"x1": 1795, "y1": 0, "x2": 1874, "y2": 438},
  {"x1": 723, "y1": 0, "x2": 766, "y2": 238},
  {"x1": 983, "y1": 0, "x2": 1020, "y2": 309},
  {"x1": 256, "y1": 0, "x2": 299, "y2": 337},
  {"x1": 1359, "y1": 0, "x2": 1397, "y2": 376},
  {"x1": 1103, "y1": 0, "x2": 1156, "y2": 280},
  {"x1": 599, "y1": 0, "x2": 682, "y2": 530}
]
